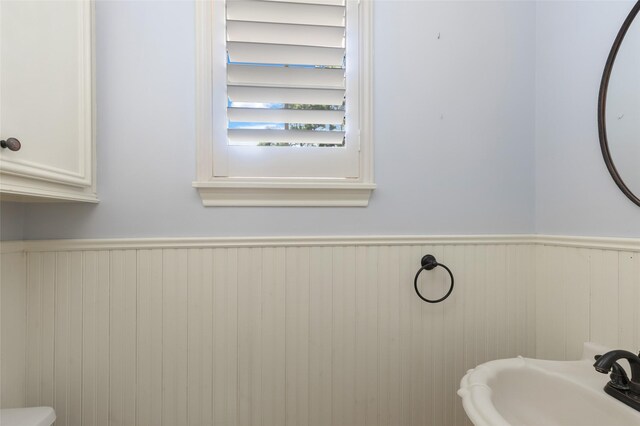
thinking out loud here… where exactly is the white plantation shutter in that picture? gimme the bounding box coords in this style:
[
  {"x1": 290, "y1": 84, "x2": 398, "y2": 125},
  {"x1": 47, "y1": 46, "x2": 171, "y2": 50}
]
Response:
[
  {"x1": 206, "y1": 0, "x2": 361, "y2": 178},
  {"x1": 195, "y1": 0, "x2": 373, "y2": 204},
  {"x1": 226, "y1": 0, "x2": 347, "y2": 147}
]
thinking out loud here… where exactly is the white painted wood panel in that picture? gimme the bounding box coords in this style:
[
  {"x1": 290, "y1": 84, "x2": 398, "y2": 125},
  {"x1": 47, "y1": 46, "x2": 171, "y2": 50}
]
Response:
[
  {"x1": 14, "y1": 240, "x2": 536, "y2": 425},
  {"x1": 25, "y1": 252, "x2": 42, "y2": 408},
  {"x1": 1, "y1": 250, "x2": 26, "y2": 408},
  {"x1": 0, "y1": 0, "x2": 96, "y2": 202},
  {"x1": 110, "y1": 250, "x2": 137, "y2": 426},
  {"x1": 535, "y1": 244, "x2": 640, "y2": 360},
  {"x1": 82, "y1": 251, "x2": 110, "y2": 426},
  {"x1": 136, "y1": 249, "x2": 163, "y2": 426},
  {"x1": 261, "y1": 247, "x2": 286, "y2": 426},
  {"x1": 618, "y1": 251, "x2": 640, "y2": 352},
  {"x1": 212, "y1": 248, "x2": 238, "y2": 426},
  {"x1": 285, "y1": 246, "x2": 310, "y2": 426},
  {"x1": 3, "y1": 235, "x2": 638, "y2": 424},
  {"x1": 41, "y1": 253, "x2": 56, "y2": 407},
  {"x1": 162, "y1": 249, "x2": 189, "y2": 426},
  {"x1": 187, "y1": 248, "x2": 215, "y2": 426}
]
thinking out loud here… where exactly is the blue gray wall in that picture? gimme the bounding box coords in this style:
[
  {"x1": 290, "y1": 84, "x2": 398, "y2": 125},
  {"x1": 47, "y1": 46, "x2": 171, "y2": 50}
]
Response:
[
  {"x1": 17, "y1": 1, "x2": 640, "y2": 239},
  {"x1": 16, "y1": 0, "x2": 537, "y2": 240},
  {"x1": 10, "y1": 1, "x2": 640, "y2": 240},
  {"x1": 535, "y1": 0, "x2": 640, "y2": 237},
  {"x1": 0, "y1": 203, "x2": 24, "y2": 241}
]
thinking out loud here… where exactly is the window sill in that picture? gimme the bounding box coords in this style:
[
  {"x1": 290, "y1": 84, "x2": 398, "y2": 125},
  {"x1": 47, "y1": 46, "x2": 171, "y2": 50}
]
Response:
[{"x1": 193, "y1": 180, "x2": 375, "y2": 207}]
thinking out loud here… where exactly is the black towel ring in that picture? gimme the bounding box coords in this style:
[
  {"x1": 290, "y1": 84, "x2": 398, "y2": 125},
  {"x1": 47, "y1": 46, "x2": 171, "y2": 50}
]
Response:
[{"x1": 414, "y1": 254, "x2": 454, "y2": 303}]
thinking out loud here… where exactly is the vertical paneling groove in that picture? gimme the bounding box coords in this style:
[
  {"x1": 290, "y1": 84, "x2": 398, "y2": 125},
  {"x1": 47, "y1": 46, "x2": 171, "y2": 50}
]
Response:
[
  {"x1": 430, "y1": 244, "x2": 445, "y2": 426},
  {"x1": 331, "y1": 246, "x2": 345, "y2": 426},
  {"x1": 41, "y1": 253, "x2": 56, "y2": 407},
  {"x1": 484, "y1": 245, "x2": 497, "y2": 364},
  {"x1": 83, "y1": 251, "x2": 108, "y2": 426},
  {"x1": 398, "y1": 245, "x2": 412, "y2": 426},
  {"x1": 275, "y1": 247, "x2": 287, "y2": 426},
  {"x1": 494, "y1": 245, "x2": 507, "y2": 359},
  {"x1": 96, "y1": 251, "x2": 111, "y2": 426},
  {"x1": 187, "y1": 248, "x2": 214, "y2": 426},
  {"x1": 590, "y1": 250, "x2": 620, "y2": 348},
  {"x1": 137, "y1": 249, "x2": 163, "y2": 426},
  {"x1": 408, "y1": 245, "x2": 423, "y2": 426},
  {"x1": 237, "y1": 247, "x2": 263, "y2": 426},
  {"x1": 618, "y1": 251, "x2": 639, "y2": 351},
  {"x1": 475, "y1": 246, "x2": 487, "y2": 366},
  {"x1": 535, "y1": 245, "x2": 550, "y2": 359},
  {"x1": 26, "y1": 252, "x2": 42, "y2": 406},
  {"x1": 54, "y1": 252, "x2": 69, "y2": 426},
  {"x1": 261, "y1": 247, "x2": 275, "y2": 426},
  {"x1": 213, "y1": 248, "x2": 239, "y2": 426},
  {"x1": 212, "y1": 248, "x2": 227, "y2": 425},
  {"x1": 525, "y1": 245, "x2": 536, "y2": 359},
  {"x1": 563, "y1": 248, "x2": 590, "y2": 360},
  {"x1": 260, "y1": 247, "x2": 286, "y2": 426},
  {"x1": 330, "y1": 245, "x2": 357, "y2": 426},
  {"x1": 162, "y1": 249, "x2": 189, "y2": 426},
  {"x1": 504, "y1": 246, "x2": 516, "y2": 358},
  {"x1": 1, "y1": 250, "x2": 27, "y2": 408},
  {"x1": 535, "y1": 246, "x2": 640, "y2": 360},
  {"x1": 285, "y1": 246, "x2": 310, "y2": 426},
  {"x1": 202, "y1": 248, "x2": 215, "y2": 425},
  {"x1": 510, "y1": 246, "x2": 522, "y2": 358},
  {"x1": 109, "y1": 252, "x2": 122, "y2": 426},
  {"x1": 448, "y1": 245, "x2": 465, "y2": 426},
  {"x1": 387, "y1": 246, "x2": 401, "y2": 426},
  {"x1": 309, "y1": 247, "x2": 332, "y2": 426},
  {"x1": 544, "y1": 245, "x2": 569, "y2": 360},
  {"x1": 511, "y1": 245, "x2": 529, "y2": 356},
  {"x1": 187, "y1": 249, "x2": 203, "y2": 426},
  {"x1": 109, "y1": 250, "x2": 137, "y2": 426},
  {"x1": 251, "y1": 248, "x2": 263, "y2": 426},
  {"x1": 15, "y1": 240, "x2": 636, "y2": 426},
  {"x1": 363, "y1": 246, "x2": 379, "y2": 426},
  {"x1": 462, "y1": 245, "x2": 477, "y2": 374},
  {"x1": 82, "y1": 252, "x2": 97, "y2": 426},
  {"x1": 228, "y1": 249, "x2": 240, "y2": 426},
  {"x1": 377, "y1": 246, "x2": 389, "y2": 426},
  {"x1": 69, "y1": 252, "x2": 83, "y2": 426},
  {"x1": 353, "y1": 246, "x2": 367, "y2": 426}
]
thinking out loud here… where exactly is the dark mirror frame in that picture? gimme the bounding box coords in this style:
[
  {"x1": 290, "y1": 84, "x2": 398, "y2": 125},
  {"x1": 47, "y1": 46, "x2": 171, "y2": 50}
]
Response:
[{"x1": 598, "y1": 0, "x2": 640, "y2": 207}]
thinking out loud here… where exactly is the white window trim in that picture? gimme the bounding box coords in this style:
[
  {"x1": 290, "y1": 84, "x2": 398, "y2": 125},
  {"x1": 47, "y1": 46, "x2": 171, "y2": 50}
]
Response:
[{"x1": 193, "y1": 0, "x2": 375, "y2": 207}]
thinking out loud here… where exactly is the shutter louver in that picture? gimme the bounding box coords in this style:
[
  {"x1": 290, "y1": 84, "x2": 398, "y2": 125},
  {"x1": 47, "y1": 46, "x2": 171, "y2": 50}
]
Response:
[{"x1": 226, "y1": 0, "x2": 347, "y2": 146}]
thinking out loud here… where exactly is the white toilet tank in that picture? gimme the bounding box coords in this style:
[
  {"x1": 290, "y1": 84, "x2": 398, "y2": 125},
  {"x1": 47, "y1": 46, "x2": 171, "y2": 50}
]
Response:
[{"x1": 0, "y1": 407, "x2": 56, "y2": 426}]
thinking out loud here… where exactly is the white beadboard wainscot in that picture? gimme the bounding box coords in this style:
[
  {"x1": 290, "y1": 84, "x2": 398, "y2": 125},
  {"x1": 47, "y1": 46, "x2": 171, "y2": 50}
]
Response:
[
  {"x1": 535, "y1": 239, "x2": 640, "y2": 361},
  {"x1": 10, "y1": 236, "x2": 536, "y2": 426},
  {"x1": 1, "y1": 242, "x2": 27, "y2": 408},
  {"x1": 4, "y1": 235, "x2": 638, "y2": 425}
]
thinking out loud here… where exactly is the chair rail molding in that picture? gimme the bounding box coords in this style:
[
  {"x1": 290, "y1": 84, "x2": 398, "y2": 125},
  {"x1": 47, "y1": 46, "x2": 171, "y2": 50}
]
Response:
[{"x1": 6, "y1": 234, "x2": 639, "y2": 252}]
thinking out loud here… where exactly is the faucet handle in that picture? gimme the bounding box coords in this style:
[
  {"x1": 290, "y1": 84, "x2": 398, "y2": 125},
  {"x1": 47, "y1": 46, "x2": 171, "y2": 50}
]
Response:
[
  {"x1": 610, "y1": 362, "x2": 631, "y2": 390},
  {"x1": 595, "y1": 354, "x2": 630, "y2": 390}
]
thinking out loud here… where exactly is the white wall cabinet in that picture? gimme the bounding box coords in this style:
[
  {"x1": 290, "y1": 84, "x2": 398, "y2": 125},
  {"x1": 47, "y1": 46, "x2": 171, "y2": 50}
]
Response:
[{"x1": 0, "y1": 0, "x2": 96, "y2": 202}]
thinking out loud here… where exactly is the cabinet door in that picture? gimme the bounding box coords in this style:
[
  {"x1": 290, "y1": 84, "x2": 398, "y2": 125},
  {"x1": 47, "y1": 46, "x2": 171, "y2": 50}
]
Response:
[{"x1": 0, "y1": 0, "x2": 95, "y2": 201}]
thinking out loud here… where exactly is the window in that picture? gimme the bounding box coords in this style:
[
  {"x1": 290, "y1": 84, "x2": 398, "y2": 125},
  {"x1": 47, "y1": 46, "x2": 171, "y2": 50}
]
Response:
[{"x1": 194, "y1": 0, "x2": 374, "y2": 206}]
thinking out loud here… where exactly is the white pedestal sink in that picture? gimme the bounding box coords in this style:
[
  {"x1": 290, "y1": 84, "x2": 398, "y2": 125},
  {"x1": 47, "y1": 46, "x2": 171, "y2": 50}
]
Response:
[{"x1": 458, "y1": 343, "x2": 640, "y2": 426}]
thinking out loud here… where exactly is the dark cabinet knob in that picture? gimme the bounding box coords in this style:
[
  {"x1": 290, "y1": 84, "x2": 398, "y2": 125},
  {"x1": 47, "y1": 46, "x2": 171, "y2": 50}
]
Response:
[{"x1": 0, "y1": 138, "x2": 21, "y2": 151}]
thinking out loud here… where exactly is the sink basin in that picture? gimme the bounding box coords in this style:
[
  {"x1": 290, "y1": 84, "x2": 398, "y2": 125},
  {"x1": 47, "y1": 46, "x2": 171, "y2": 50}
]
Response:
[{"x1": 458, "y1": 343, "x2": 640, "y2": 426}]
